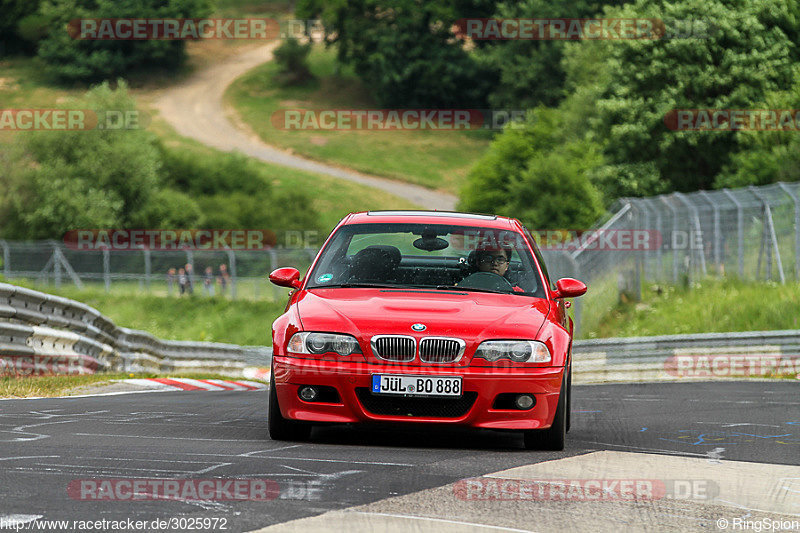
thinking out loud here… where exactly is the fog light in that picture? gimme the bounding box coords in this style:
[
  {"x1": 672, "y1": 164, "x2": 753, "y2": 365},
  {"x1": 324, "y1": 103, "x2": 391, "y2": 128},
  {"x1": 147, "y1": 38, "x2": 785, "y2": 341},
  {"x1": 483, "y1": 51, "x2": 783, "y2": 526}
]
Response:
[
  {"x1": 515, "y1": 394, "x2": 535, "y2": 410},
  {"x1": 299, "y1": 386, "x2": 318, "y2": 401}
]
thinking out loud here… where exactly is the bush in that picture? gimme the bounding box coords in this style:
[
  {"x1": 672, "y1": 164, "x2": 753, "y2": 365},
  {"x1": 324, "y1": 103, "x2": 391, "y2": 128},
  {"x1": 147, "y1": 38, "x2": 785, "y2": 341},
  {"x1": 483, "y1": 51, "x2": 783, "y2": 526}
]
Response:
[
  {"x1": 158, "y1": 145, "x2": 322, "y2": 241},
  {"x1": 301, "y1": 0, "x2": 497, "y2": 107},
  {"x1": 0, "y1": 81, "x2": 161, "y2": 239},
  {"x1": 460, "y1": 108, "x2": 605, "y2": 230},
  {"x1": 36, "y1": 0, "x2": 213, "y2": 83},
  {"x1": 272, "y1": 37, "x2": 313, "y2": 85}
]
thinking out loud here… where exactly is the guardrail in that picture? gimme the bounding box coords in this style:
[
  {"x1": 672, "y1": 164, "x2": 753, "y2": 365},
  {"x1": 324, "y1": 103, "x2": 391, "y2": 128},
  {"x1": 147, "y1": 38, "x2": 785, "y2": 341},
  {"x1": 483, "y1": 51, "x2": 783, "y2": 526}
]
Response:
[
  {"x1": 1, "y1": 282, "x2": 796, "y2": 383},
  {"x1": 572, "y1": 331, "x2": 800, "y2": 383},
  {"x1": 0, "y1": 283, "x2": 271, "y2": 377}
]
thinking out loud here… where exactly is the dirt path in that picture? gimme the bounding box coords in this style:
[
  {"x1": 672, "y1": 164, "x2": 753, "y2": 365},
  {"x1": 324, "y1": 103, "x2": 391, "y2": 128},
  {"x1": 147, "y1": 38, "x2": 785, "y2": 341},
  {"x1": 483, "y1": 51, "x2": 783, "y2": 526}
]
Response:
[{"x1": 155, "y1": 43, "x2": 457, "y2": 210}]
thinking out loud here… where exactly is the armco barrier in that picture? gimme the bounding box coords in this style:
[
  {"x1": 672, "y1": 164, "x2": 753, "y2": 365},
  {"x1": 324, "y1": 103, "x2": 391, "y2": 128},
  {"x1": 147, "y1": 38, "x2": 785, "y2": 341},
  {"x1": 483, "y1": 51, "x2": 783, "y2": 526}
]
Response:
[
  {"x1": 572, "y1": 330, "x2": 800, "y2": 383},
  {"x1": 0, "y1": 283, "x2": 271, "y2": 377},
  {"x1": 0, "y1": 282, "x2": 796, "y2": 382}
]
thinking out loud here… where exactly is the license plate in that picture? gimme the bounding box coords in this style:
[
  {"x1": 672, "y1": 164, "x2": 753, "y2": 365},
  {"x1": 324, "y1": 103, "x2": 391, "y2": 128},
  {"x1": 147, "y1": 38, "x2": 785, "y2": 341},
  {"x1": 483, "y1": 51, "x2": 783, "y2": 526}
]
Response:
[{"x1": 371, "y1": 374, "x2": 462, "y2": 397}]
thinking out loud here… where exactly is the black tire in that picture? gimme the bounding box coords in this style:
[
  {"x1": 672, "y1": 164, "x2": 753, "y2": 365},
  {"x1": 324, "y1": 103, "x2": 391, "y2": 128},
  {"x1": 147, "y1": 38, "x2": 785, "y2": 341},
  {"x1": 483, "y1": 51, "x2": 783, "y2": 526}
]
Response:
[
  {"x1": 268, "y1": 368, "x2": 311, "y2": 441},
  {"x1": 566, "y1": 365, "x2": 572, "y2": 434},
  {"x1": 523, "y1": 373, "x2": 567, "y2": 451}
]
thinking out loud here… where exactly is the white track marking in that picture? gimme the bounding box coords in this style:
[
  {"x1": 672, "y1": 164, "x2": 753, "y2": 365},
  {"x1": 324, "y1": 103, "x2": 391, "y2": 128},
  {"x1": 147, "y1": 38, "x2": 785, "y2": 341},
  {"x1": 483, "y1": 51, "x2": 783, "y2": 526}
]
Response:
[
  {"x1": 0, "y1": 515, "x2": 43, "y2": 528},
  {"x1": 0, "y1": 455, "x2": 59, "y2": 461},
  {"x1": 193, "y1": 463, "x2": 233, "y2": 474},
  {"x1": 74, "y1": 432, "x2": 272, "y2": 443},
  {"x1": 351, "y1": 512, "x2": 537, "y2": 533},
  {"x1": 239, "y1": 445, "x2": 302, "y2": 456}
]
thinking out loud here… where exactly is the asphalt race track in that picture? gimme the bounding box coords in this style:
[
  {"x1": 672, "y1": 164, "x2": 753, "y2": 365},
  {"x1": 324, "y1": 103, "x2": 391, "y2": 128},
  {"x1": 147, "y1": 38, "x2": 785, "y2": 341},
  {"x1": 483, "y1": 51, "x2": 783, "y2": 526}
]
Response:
[{"x1": 1, "y1": 381, "x2": 798, "y2": 532}]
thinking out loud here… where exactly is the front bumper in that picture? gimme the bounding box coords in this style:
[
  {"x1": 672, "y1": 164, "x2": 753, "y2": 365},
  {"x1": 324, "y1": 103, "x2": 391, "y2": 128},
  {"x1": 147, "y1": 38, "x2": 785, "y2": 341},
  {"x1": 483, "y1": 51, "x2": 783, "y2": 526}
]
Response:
[{"x1": 272, "y1": 356, "x2": 564, "y2": 430}]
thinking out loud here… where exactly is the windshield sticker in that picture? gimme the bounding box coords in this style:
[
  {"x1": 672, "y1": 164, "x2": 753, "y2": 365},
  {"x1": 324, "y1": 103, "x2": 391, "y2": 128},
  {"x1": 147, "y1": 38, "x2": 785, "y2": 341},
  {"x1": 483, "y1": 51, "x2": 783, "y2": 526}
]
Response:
[{"x1": 317, "y1": 273, "x2": 333, "y2": 283}]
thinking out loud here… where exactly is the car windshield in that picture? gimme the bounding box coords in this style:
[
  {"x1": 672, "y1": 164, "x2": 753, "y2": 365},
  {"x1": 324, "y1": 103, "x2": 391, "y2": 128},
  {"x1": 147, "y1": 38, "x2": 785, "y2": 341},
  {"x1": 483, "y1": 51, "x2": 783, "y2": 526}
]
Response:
[{"x1": 306, "y1": 223, "x2": 546, "y2": 298}]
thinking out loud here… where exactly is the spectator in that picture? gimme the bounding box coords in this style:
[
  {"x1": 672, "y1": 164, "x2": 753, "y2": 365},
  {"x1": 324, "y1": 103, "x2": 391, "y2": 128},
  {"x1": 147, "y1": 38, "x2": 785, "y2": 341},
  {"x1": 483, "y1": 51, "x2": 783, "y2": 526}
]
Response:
[
  {"x1": 185, "y1": 263, "x2": 194, "y2": 295},
  {"x1": 166, "y1": 268, "x2": 176, "y2": 296},
  {"x1": 218, "y1": 264, "x2": 230, "y2": 295},
  {"x1": 178, "y1": 268, "x2": 187, "y2": 296},
  {"x1": 203, "y1": 266, "x2": 215, "y2": 297}
]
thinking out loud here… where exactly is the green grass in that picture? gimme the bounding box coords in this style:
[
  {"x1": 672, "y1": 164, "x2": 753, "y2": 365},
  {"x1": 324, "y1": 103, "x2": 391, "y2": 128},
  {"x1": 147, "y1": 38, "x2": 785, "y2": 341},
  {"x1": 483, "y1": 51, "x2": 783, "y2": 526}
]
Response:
[
  {"x1": 226, "y1": 45, "x2": 492, "y2": 194},
  {"x1": 0, "y1": 54, "x2": 421, "y2": 234},
  {"x1": 0, "y1": 372, "x2": 266, "y2": 398},
  {"x1": 151, "y1": 116, "x2": 420, "y2": 232},
  {"x1": 585, "y1": 278, "x2": 800, "y2": 338}
]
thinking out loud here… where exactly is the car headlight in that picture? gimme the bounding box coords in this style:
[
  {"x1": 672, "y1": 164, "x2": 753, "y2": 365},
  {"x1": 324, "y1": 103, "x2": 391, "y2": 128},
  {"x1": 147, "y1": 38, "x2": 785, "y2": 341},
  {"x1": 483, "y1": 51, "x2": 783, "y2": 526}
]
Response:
[
  {"x1": 473, "y1": 340, "x2": 551, "y2": 363},
  {"x1": 287, "y1": 332, "x2": 362, "y2": 356}
]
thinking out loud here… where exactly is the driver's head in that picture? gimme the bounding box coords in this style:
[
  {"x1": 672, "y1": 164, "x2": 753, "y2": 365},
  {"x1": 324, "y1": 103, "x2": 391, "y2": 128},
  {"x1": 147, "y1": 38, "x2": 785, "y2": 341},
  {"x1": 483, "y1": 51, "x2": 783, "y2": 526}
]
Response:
[{"x1": 475, "y1": 246, "x2": 511, "y2": 276}]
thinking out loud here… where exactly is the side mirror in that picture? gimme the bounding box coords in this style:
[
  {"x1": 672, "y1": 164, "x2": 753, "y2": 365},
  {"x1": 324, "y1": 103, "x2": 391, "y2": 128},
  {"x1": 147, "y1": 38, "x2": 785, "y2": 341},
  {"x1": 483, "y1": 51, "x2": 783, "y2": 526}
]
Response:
[
  {"x1": 269, "y1": 267, "x2": 302, "y2": 289},
  {"x1": 554, "y1": 278, "x2": 587, "y2": 299}
]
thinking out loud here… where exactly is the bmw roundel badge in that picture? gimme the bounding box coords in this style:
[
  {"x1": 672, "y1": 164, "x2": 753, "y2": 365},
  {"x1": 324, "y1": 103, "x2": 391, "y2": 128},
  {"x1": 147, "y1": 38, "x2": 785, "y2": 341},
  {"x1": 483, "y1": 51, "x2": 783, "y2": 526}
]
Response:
[{"x1": 411, "y1": 323, "x2": 427, "y2": 332}]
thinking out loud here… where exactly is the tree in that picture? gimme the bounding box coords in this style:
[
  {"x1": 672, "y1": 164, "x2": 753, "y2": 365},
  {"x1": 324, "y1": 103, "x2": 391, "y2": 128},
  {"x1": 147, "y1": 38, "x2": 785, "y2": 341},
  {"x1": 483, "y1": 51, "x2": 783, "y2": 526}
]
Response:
[
  {"x1": 297, "y1": 0, "x2": 498, "y2": 107},
  {"x1": 715, "y1": 70, "x2": 800, "y2": 188},
  {"x1": 36, "y1": 0, "x2": 213, "y2": 83},
  {"x1": 0, "y1": 0, "x2": 43, "y2": 55},
  {"x1": 0, "y1": 81, "x2": 161, "y2": 238},
  {"x1": 569, "y1": 0, "x2": 800, "y2": 193},
  {"x1": 459, "y1": 108, "x2": 605, "y2": 229},
  {"x1": 478, "y1": 0, "x2": 627, "y2": 110}
]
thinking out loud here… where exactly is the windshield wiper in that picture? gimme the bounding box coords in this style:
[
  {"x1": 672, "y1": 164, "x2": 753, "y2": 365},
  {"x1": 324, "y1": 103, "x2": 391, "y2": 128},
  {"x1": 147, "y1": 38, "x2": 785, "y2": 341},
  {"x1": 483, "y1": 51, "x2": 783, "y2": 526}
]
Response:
[{"x1": 435, "y1": 285, "x2": 506, "y2": 294}]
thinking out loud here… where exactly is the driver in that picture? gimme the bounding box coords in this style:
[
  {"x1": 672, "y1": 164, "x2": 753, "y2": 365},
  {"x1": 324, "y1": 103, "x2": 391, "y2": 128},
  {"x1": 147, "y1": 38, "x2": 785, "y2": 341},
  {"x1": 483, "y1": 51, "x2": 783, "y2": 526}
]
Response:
[
  {"x1": 475, "y1": 247, "x2": 511, "y2": 277},
  {"x1": 460, "y1": 243, "x2": 525, "y2": 293}
]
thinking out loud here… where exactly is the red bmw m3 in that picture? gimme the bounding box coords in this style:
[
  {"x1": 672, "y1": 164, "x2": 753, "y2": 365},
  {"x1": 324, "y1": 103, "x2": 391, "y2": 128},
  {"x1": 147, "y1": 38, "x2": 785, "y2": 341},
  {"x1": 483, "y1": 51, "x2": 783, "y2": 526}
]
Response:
[{"x1": 268, "y1": 211, "x2": 586, "y2": 450}]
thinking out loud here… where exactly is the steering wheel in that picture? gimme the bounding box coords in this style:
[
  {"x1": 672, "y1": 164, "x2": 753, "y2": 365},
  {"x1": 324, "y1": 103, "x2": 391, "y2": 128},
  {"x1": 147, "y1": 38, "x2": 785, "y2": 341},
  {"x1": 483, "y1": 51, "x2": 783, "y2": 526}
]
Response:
[{"x1": 458, "y1": 271, "x2": 514, "y2": 292}]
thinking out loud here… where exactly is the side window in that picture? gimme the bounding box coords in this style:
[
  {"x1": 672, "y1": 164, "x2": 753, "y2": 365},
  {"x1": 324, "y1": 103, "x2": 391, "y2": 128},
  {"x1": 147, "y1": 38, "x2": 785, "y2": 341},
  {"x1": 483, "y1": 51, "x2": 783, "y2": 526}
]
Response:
[{"x1": 521, "y1": 226, "x2": 556, "y2": 291}]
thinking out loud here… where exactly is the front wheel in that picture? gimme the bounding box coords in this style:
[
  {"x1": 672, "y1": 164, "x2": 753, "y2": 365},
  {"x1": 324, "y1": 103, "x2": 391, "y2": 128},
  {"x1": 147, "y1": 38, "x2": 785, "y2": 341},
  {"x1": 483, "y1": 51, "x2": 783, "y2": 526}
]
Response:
[
  {"x1": 268, "y1": 368, "x2": 311, "y2": 441},
  {"x1": 566, "y1": 366, "x2": 572, "y2": 433},
  {"x1": 523, "y1": 374, "x2": 566, "y2": 451}
]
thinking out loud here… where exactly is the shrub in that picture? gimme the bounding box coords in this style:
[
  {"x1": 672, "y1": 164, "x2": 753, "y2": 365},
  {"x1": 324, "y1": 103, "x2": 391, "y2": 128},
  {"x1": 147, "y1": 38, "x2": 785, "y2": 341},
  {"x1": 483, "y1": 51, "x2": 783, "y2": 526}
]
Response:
[{"x1": 272, "y1": 37, "x2": 313, "y2": 85}]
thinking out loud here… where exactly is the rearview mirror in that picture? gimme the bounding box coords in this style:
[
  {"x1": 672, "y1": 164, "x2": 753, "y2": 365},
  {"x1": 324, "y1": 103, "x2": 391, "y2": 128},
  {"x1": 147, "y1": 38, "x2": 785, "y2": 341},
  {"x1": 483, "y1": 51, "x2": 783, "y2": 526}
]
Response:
[
  {"x1": 269, "y1": 267, "x2": 302, "y2": 289},
  {"x1": 554, "y1": 278, "x2": 587, "y2": 299}
]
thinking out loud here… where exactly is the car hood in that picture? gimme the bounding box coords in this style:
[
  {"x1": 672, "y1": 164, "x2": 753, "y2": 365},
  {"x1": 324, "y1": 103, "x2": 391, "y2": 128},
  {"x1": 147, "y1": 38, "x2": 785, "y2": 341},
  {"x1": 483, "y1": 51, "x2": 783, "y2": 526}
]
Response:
[{"x1": 296, "y1": 288, "x2": 550, "y2": 341}]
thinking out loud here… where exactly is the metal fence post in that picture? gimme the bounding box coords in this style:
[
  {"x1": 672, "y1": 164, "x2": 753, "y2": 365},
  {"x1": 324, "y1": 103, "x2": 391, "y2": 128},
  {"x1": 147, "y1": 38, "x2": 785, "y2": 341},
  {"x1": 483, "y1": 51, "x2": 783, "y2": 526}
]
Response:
[
  {"x1": 749, "y1": 186, "x2": 785, "y2": 284},
  {"x1": 0, "y1": 239, "x2": 9, "y2": 279},
  {"x1": 644, "y1": 198, "x2": 664, "y2": 282},
  {"x1": 629, "y1": 200, "x2": 644, "y2": 299},
  {"x1": 674, "y1": 192, "x2": 707, "y2": 277},
  {"x1": 565, "y1": 251, "x2": 582, "y2": 334},
  {"x1": 52, "y1": 242, "x2": 62, "y2": 289},
  {"x1": 659, "y1": 196, "x2": 679, "y2": 283},
  {"x1": 227, "y1": 250, "x2": 237, "y2": 300},
  {"x1": 269, "y1": 249, "x2": 279, "y2": 301},
  {"x1": 633, "y1": 199, "x2": 651, "y2": 282},
  {"x1": 698, "y1": 191, "x2": 721, "y2": 277},
  {"x1": 143, "y1": 248, "x2": 151, "y2": 292},
  {"x1": 722, "y1": 189, "x2": 744, "y2": 278},
  {"x1": 103, "y1": 248, "x2": 111, "y2": 292},
  {"x1": 777, "y1": 182, "x2": 800, "y2": 280}
]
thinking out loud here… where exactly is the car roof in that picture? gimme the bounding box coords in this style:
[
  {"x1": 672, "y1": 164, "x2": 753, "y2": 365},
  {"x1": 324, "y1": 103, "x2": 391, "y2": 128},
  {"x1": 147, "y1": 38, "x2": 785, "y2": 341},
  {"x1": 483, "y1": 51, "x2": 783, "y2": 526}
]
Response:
[{"x1": 344, "y1": 211, "x2": 519, "y2": 230}]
